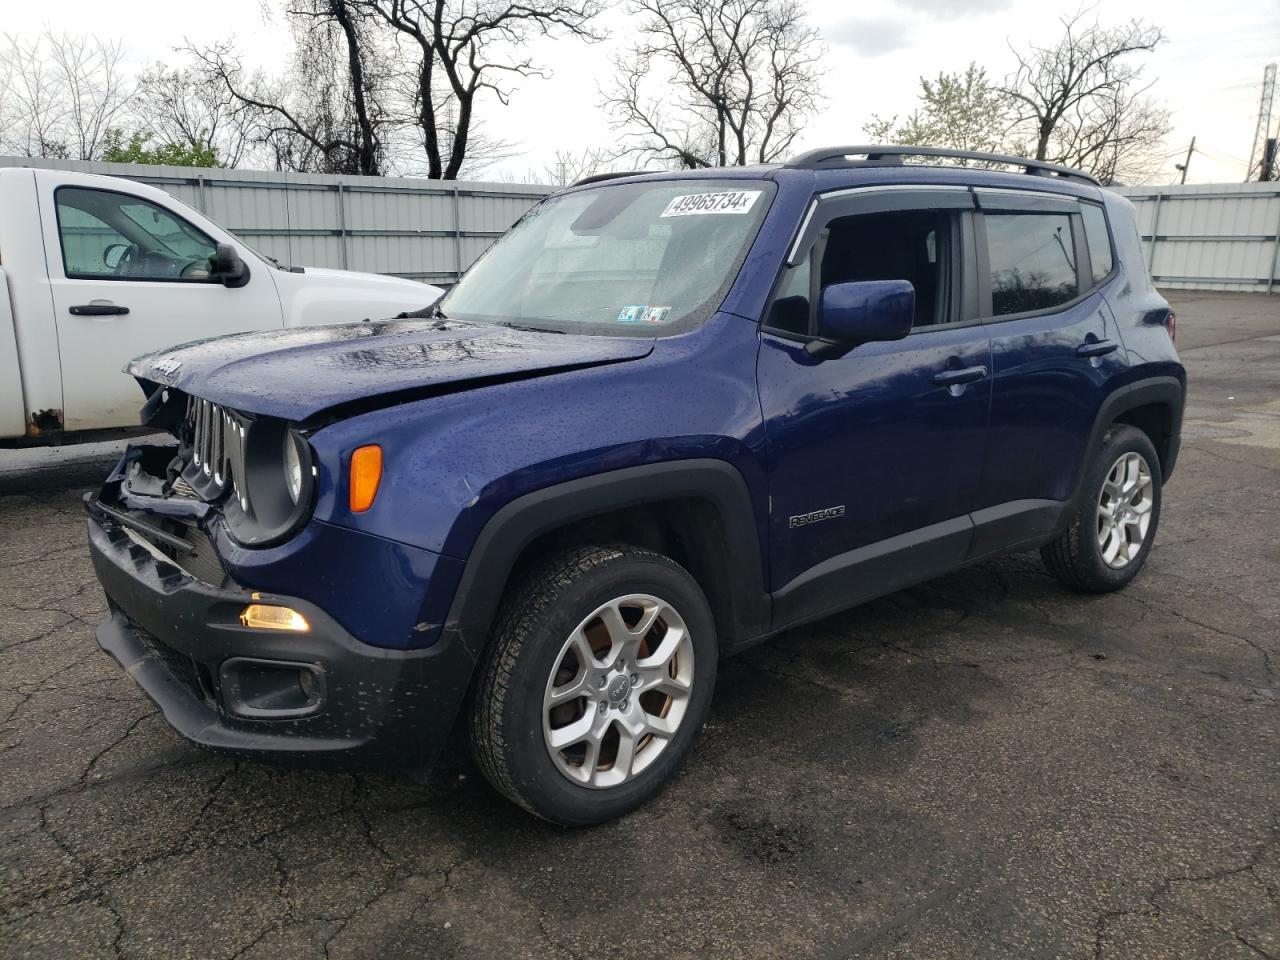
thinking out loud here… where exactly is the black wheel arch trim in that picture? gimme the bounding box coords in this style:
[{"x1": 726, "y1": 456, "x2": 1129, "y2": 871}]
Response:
[
  {"x1": 1072, "y1": 374, "x2": 1185, "y2": 507},
  {"x1": 439, "y1": 459, "x2": 772, "y2": 663}
]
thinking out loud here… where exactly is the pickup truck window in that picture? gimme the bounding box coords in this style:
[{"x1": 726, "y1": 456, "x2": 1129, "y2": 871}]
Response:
[
  {"x1": 55, "y1": 187, "x2": 217, "y2": 282},
  {"x1": 440, "y1": 179, "x2": 775, "y2": 336}
]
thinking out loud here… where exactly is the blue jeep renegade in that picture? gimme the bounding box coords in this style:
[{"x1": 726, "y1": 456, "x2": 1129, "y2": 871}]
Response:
[{"x1": 86, "y1": 146, "x2": 1185, "y2": 825}]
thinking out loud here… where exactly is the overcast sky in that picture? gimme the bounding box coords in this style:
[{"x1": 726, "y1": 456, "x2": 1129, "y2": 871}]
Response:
[{"x1": 6, "y1": 0, "x2": 1278, "y2": 183}]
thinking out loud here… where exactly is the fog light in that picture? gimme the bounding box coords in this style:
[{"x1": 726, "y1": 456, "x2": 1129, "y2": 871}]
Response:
[{"x1": 240, "y1": 603, "x2": 310, "y2": 632}]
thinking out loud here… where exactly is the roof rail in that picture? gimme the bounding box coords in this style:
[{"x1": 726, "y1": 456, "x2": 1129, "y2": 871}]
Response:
[
  {"x1": 785, "y1": 145, "x2": 1100, "y2": 187},
  {"x1": 569, "y1": 170, "x2": 648, "y2": 188}
]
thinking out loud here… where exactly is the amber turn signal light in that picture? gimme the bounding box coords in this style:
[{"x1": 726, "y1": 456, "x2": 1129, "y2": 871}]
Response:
[
  {"x1": 240, "y1": 604, "x2": 310, "y2": 632},
  {"x1": 349, "y1": 444, "x2": 383, "y2": 513}
]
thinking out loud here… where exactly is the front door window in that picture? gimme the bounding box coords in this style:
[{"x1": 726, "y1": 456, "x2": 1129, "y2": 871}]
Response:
[{"x1": 55, "y1": 187, "x2": 216, "y2": 282}]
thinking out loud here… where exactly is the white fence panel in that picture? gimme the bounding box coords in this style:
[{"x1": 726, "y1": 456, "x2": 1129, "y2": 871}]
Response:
[{"x1": 1114, "y1": 183, "x2": 1280, "y2": 293}]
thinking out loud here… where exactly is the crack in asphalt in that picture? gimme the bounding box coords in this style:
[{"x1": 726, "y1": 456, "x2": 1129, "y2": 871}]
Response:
[
  {"x1": 537, "y1": 910, "x2": 587, "y2": 960},
  {"x1": 1117, "y1": 589, "x2": 1277, "y2": 679},
  {"x1": 1093, "y1": 824, "x2": 1278, "y2": 960}
]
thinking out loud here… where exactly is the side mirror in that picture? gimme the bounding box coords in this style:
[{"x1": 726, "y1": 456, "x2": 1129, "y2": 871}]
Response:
[
  {"x1": 212, "y1": 243, "x2": 250, "y2": 289},
  {"x1": 805, "y1": 280, "x2": 914, "y2": 359},
  {"x1": 102, "y1": 242, "x2": 129, "y2": 271}
]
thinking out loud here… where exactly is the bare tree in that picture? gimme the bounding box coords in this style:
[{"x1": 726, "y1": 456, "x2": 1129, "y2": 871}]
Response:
[
  {"x1": 1003, "y1": 8, "x2": 1168, "y2": 182},
  {"x1": 190, "y1": 0, "x2": 393, "y2": 175},
  {"x1": 0, "y1": 34, "x2": 67, "y2": 157},
  {"x1": 1047, "y1": 89, "x2": 1170, "y2": 184},
  {"x1": 544, "y1": 147, "x2": 621, "y2": 184},
  {"x1": 352, "y1": 0, "x2": 604, "y2": 180},
  {"x1": 46, "y1": 32, "x2": 132, "y2": 160},
  {"x1": 602, "y1": 0, "x2": 823, "y2": 169},
  {"x1": 0, "y1": 31, "x2": 131, "y2": 159},
  {"x1": 134, "y1": 63, "x2": 257, "y2": 167}
]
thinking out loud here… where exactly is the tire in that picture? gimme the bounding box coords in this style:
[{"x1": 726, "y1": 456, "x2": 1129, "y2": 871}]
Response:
[
  {"x1": 1041, "y1": 424, "x2": 1163, "y2": 593},
  {"x1": 469, "y1": 543, "x2": 717, "y2": 826}
]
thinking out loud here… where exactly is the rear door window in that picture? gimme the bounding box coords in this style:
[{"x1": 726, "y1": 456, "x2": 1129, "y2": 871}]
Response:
[{"x1": 986, "y1": 213, "x2": 1078, "y2": 316}]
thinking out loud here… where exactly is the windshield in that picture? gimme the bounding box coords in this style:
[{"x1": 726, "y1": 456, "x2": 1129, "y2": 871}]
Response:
[{"x1": 441, "y1": 179, "x2": 775, "y2": 335}]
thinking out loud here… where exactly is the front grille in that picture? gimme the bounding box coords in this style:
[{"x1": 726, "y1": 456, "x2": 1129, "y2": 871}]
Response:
[
  {"x1": 154, "y1": 522, "x2": 229, "y2": 588},
  {"x1": 182, "y1": 396, "x2": 248, "y2": 503}
]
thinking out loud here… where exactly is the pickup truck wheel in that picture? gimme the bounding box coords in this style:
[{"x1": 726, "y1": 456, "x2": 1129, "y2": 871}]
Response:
[
  {"x1": 1041, "y1": 425, "x2": 1163, "y2": 592},
  {"x1": 469, "y1": 544, "x2": 717, "y2": 826}
]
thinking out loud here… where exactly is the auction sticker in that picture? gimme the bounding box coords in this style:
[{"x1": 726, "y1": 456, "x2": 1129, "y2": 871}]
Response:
[{"x1": 660, "y1": 190, "x2": 761, "y2": 217}]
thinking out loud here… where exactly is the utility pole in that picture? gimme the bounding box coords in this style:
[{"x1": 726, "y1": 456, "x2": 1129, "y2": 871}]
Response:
[{"x1": 1175, "y1": 136, "x2": 1195, "y2": 184}]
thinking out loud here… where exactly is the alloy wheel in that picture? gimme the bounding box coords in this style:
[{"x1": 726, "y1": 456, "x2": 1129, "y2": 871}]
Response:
[
  {"x1": 1096, "y1": 451, "x2": 1155, "y2": 568},
  {"x1": 542, "y1": 594, "x2": 694, "y2": 789}
]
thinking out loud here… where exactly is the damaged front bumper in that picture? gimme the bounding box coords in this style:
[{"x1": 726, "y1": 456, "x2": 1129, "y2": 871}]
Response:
[{"x1": 84, "y1": 445, "x2": 475, "y2": 769}]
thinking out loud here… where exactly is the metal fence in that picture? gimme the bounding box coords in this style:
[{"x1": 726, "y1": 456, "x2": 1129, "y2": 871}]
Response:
[
  {"x1": 4, "y1": 157, "x2": 1277, "y2": 293},
  {"x1": 1114, "y1": 183, "x2": 1280, "y2": 294},
  {"x1": 0, "y1": 157, "x2": 549, "y2": 285}
]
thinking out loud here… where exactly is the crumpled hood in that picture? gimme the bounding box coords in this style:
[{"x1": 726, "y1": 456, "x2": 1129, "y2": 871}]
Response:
[{"x1": 128, "y1": 319, "x2": 655, "y2": 422}]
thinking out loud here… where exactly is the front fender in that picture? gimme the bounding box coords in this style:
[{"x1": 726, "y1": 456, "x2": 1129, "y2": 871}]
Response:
[{"x1": 436, "y1": 459, "x2": 771, "y2": 662}]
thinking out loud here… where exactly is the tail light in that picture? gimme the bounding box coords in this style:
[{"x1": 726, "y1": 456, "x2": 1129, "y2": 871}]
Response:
[{"x1": 1166, "y1": 310, "x2": 1176, "y2": 342}]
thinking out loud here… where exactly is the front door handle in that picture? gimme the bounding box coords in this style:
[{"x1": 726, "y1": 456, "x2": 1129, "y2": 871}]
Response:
[
  {"x1": 70, "y1": 303, "x2": 129, "y2": 316},
  {"x1": 933, "y1": 365, "x2": 988, "y2": 387},
  {"x1": 1076, "y1": 339, "x2": 1118, "y2": 358}
]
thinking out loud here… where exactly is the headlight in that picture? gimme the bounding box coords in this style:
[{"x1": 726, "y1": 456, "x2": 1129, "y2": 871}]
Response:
[
  {"x1": 222, "y1": 421, "x2": 315, "y2": 548},
  {"x1": 284, "y1": 432, "x2": 303, "y2": 504}
]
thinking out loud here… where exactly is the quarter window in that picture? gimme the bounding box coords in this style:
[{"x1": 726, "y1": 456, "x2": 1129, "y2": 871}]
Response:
[
  {"x1": 766, "y1": 258, "x2": 811, "y2": 335},
  {"x1": 986, "y1": 213, "x2": 1078, "y2": 316},
  {"x1": 55, "y1": 187, "x2": 217, "y2": 282},
  {"x1": 1080, "y1": 203, "x2": 1114, "y2": 284}
]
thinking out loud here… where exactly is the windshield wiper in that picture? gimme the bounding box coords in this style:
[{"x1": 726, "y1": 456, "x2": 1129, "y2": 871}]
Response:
[
  {"x1": 504, "y1": 322, "x2": 565, "y2": 335},
  {"x1": 394, "y1": 301, "x2": 449, "y2": 321}
]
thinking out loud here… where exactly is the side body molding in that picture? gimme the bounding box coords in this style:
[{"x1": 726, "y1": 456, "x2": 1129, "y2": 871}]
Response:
[{"x1": 439, "y1": 459, "x2": 772, "y2": 662}]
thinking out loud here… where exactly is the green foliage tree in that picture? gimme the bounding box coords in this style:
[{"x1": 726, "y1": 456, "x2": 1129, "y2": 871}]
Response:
[
  {"x1": 863, "y1": 63, "x2": 1010, "y2": 159},
  {"x1": 101, "y1": 129, "x2": 220, "y2": 167}
]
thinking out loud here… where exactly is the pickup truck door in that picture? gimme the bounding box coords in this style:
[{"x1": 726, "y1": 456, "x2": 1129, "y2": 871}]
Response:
[
  {"x1": 756, "y1": 188, "x2": 991, "y2": 629},
  {"x1": 36, "y1": 171, "x2": 284, "y2": 431}
]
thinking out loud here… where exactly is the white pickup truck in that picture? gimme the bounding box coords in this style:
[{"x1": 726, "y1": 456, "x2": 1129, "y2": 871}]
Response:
[{"x1": 0, "y1": 167, "x2": 441, "y2": 445}]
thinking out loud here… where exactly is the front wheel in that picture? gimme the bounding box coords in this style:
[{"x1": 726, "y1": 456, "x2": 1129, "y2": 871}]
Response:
[
  {"x1": 1041, "y1": 424, "x2": 1163, "y2": 592},
  {"x1": 469, "y1": 544, "x2": 717, "y2": 826}
]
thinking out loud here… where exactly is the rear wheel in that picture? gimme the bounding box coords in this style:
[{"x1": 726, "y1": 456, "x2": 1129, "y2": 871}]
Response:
[
  {"x1": 469, "y1": 544, "x2": 717, "y2": 826},
  {"x1": 1041, "y1": 425, "x2": 1163, "y2": 592}
]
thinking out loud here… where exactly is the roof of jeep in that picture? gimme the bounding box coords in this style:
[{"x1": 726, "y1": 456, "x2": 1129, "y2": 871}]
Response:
[{"x1": 562, "y1": 148, "x2": 1105, "y2": 203}]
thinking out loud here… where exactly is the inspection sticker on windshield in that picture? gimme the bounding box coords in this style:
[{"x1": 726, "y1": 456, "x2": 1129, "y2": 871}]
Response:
[
  {"x1": 660, "y1": 190, "x2": 762, "y2": 218},
  {"x1": 617, "y1": 305, "x2": 672, "y2": 323}
]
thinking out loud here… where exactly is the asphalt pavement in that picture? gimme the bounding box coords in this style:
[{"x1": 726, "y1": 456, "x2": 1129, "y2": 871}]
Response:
[{"x1": 1, "y1": 291, "x2": 1277, "y2": 959}]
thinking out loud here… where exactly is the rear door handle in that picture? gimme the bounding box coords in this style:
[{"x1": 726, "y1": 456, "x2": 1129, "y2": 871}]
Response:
[
  {"x1": 933, "y1": 365, "x2": 988, "y2": 387},
  {"x1": 1076, "y1": 339, "x2": 1118, "y2": 358},
  {"x1": 70, "y1": 303, "x2": 129, "y2": 316}
]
